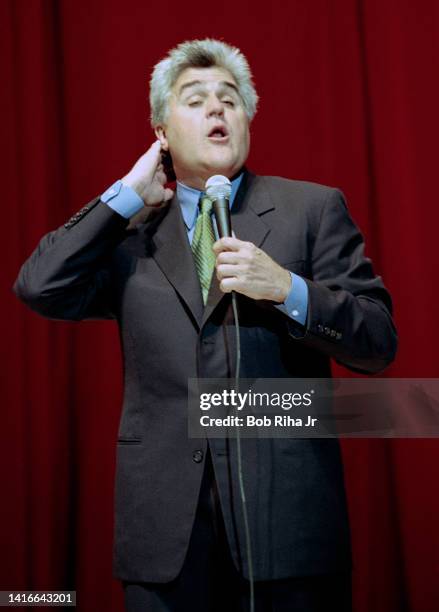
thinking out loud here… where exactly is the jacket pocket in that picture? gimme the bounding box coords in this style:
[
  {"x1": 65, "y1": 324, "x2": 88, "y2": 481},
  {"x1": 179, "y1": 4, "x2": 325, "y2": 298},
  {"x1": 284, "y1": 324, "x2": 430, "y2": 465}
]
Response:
[{"x1": 117, "y1": 437, "x2": 143, "y2": 445}]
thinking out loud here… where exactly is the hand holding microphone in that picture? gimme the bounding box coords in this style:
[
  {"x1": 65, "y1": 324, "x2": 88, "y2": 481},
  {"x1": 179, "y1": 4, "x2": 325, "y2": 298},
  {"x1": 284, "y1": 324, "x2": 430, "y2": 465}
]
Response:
[{"x1": 206, "y1": 174, "x2": 291, "y2": 303}]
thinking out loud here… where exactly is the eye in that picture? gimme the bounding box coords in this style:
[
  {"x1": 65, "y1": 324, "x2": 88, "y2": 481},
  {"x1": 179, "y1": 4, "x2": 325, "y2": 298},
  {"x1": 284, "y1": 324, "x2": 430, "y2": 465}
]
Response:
[
  {"x1": 222, "y1": 99, "x2": 235, "y2": 107},
  {"x1": 188, "y1": 98, "x2": 202, "y2": 107}
]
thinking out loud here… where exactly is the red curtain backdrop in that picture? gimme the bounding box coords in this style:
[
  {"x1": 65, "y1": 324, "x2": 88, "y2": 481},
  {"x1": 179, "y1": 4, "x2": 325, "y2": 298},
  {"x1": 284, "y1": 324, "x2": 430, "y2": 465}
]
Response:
[{"x1": 1, "y1": 1, "x2": 438, "y2": 610}]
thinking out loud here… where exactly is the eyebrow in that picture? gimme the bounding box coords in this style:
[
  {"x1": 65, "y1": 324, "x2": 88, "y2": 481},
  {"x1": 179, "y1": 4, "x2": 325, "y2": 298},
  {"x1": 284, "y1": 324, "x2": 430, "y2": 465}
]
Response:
[{"x1": 178, "y1": 80, "x2": 239, "y2": 97}]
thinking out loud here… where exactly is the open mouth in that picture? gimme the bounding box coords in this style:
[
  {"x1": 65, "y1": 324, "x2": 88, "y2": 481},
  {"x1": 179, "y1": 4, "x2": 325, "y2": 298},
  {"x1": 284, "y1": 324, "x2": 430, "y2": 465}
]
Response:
[{"x1": 207, "y1": 125, "x2": 229, "y2": 141}]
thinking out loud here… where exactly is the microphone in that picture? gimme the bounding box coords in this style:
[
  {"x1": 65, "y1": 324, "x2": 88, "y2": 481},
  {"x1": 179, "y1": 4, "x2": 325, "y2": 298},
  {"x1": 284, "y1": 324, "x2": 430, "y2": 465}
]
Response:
[{"x1": 205, "y1": 175, "x2": 232, "y2": 238}]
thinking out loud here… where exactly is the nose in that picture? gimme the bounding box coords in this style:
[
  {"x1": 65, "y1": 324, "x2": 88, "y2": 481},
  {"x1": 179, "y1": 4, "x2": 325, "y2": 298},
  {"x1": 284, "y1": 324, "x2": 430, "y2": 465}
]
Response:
[{"x1": 205, "y1": 93, "x2": 224, "y2": 118}]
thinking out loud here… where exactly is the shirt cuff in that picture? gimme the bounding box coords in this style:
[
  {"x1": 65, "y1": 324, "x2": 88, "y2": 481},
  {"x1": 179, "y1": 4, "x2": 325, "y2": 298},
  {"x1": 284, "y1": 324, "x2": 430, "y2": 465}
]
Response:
[
  {"x1": 275, "y1": 272, "x2": 308, "y2": 326},
  {"x1": 100, "y1": 180, "x2": 144, "y2": 218}
]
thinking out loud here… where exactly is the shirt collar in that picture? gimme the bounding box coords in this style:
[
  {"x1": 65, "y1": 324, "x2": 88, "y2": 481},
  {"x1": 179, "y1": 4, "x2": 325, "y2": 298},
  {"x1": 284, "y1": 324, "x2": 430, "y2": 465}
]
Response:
[{"x1": 177, "y1": 173, "x2": 244, "y2": 231}]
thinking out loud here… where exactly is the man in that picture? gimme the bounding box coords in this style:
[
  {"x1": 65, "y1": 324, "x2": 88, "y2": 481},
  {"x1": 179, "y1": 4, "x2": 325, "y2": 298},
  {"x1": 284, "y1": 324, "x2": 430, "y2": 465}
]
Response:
[{"x1": 14, "y1": 39, "x2": 397, "y2": 611}]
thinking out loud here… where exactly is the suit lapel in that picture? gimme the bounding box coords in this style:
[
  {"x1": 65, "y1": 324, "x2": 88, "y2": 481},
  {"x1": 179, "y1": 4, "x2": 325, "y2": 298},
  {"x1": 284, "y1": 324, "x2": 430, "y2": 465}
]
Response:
[
  {"x1": 149, "y1": 195, "x2": 204, "y2": 328},
  {"x1": 147, "y1": 171, "x2": 275, "y2": 330},
  {"x1": 202, "y1": 171, "x2": 275, "y2": 326}
]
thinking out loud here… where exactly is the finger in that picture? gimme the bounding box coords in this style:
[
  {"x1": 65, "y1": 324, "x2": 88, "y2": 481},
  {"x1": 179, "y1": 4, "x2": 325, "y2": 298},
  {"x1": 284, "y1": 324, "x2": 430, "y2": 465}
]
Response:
[
  {"x1": 216, "y1": 251, "x2": 241, "y2": 265},
  {"x1": 213, "y1": 236, "x2": 246, "y2": 254},
  {"x1": 216, "y1": 263, "x2": 242, "y2": 279},
  {"x1": 155, "y1": 169, "x2": 167, "y2": 184},
  {"x1": 163, "y1": 188, "x2": 174, "y2": 202},
  {"x1": 139, "y1": 140, "x2": 162, "y2": 169},
  {"x1": 219, "y1": 277, "x2": 243, "y2": 293}
]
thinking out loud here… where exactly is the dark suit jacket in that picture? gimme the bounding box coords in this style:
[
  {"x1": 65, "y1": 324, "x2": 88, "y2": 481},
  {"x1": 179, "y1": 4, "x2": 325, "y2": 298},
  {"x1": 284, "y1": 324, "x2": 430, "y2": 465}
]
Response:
[{"x1": 14, "y1": 170, "x2": 397, "y2": 583}]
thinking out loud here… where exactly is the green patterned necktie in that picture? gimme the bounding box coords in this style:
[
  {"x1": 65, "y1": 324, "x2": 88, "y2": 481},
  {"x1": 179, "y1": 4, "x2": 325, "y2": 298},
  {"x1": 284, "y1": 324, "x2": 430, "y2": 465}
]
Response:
[{"x1": 191, "y1": 195, "x2": 216, "y2": 305}]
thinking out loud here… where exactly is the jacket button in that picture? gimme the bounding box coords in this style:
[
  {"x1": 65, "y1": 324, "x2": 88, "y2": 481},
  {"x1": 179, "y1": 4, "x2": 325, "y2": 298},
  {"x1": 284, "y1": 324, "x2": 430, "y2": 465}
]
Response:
[{"x1": 192, "y1": 450, "x2": 204, "y2": 463}]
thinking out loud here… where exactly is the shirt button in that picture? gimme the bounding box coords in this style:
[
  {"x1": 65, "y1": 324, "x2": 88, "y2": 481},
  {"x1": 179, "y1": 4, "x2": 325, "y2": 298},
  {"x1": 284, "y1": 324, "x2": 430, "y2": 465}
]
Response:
[
  {"x1": 192, "y1": 450, "x2": 204, "y2": 463},
  {"x1": 292, "y1": 309, "x2": 299, "y2": 317}
]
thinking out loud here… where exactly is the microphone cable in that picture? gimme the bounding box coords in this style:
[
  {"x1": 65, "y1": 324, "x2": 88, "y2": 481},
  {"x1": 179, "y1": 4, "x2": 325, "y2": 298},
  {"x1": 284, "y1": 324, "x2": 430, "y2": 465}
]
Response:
[{"x1": 231, "y1": 290, "x2": 255, "y2": 612}]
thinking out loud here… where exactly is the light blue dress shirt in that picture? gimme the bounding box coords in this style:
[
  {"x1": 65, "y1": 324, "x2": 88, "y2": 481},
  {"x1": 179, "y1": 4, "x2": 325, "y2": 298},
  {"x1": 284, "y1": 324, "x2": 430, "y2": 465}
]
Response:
[{"x1": 101, "y1": 176, "x2": 308, "y2": 326}]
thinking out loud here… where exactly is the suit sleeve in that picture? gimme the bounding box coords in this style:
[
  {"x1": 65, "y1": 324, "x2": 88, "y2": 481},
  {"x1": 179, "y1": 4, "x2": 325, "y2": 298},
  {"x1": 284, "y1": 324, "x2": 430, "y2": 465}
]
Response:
[
  {"x1": 286, "y1": 188, "x2": 398, "y2": 374},
  {"x1": 13, "y1": 198, "x2": 129, "y2": 321}
]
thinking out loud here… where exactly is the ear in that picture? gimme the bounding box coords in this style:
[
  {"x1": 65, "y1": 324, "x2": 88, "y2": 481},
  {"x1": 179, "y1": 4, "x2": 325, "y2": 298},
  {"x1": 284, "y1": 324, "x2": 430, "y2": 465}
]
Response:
[{"x1": 155, "y1": 125, "x2": 168, "y2": 151}]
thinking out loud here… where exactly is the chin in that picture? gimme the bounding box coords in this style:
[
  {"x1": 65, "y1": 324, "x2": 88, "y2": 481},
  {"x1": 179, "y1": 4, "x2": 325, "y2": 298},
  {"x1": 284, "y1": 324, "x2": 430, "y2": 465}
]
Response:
[{"x1": 202, "y1": 157, "x2": 237, "y2": 178}]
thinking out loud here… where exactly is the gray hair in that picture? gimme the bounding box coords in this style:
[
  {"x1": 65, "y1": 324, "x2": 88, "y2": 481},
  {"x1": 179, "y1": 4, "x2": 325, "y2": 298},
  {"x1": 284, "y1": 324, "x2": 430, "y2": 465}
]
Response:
[{"x1": 149, "y1": 38, "x2": 259, "y2": 127}]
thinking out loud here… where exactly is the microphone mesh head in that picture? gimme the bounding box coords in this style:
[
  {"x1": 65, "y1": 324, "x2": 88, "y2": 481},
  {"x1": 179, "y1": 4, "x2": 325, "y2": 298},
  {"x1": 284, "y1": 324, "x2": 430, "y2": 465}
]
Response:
[{"x1": 205, "y1": 175, "x2": 232, "y2": 200}]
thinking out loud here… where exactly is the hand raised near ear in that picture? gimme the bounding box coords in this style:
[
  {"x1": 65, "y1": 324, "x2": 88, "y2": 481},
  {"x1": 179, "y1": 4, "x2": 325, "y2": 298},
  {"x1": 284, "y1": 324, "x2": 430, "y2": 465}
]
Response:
[{"x1": 121, "y1": 141, "x2": 174, "y2": 207}]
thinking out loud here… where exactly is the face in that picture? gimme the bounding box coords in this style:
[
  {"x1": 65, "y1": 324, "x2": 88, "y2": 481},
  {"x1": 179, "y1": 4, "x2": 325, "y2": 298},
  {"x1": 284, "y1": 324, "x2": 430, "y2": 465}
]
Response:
[{"x1": 155, "y1": 67, "x2": 250, "y2": 189}]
